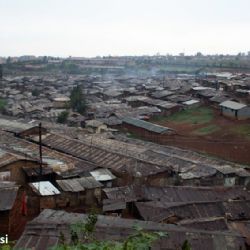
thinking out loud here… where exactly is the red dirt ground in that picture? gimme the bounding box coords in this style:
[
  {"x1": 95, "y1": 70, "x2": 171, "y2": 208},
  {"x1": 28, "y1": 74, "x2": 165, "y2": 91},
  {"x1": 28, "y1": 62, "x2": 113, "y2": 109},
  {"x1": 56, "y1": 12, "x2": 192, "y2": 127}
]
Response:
[{"x1": 151, "y1": 110, "x2": 250, "y2": 165}]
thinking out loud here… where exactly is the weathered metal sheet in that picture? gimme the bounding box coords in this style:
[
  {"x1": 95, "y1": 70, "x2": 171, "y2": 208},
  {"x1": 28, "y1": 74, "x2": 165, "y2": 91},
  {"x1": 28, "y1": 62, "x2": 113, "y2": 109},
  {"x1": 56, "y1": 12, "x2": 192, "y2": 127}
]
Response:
[
  {"x1": 103, "y1": 185, "x2": 250, "y2": 203},
  {"x1": 0, "y1": 182, "x2": 19, "y2": 211},
  {"x1": 56, "y1": 176, "x2": 102, "y2": 192},
  {"x1": 90, "y1": 168, "x2": 116, "y2": 181},
  {"x1": 103, "y1": 199, "x2": 126, "y2": 212},
  {"x1": 14, "y1": 209, "x2": 247, "y2": 250},
  {"x1": 123, "y1": 117, "x2": 172, "y2": 134},
  {"x1": 29, "y1": 181, "x2": 60, "y2": 196}
]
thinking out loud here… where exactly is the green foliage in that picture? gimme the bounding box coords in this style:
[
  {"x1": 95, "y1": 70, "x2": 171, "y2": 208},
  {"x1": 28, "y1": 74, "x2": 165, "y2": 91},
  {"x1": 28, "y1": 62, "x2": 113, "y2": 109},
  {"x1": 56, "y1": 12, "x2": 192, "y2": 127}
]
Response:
[
  {"x1": 31, "y1": 88, "x2": 40, "y2": 97},
  {"x1": 167, "y1": 107, "x2": 214, "y2": 125},
  {"x1": 0, "y1": 245, "x2": 11, "y2": 250},
  {"x1": 230, "y1": 124, "x2": 250, "y2": 139},
  {"x1": 70, "y1": 85, "x2": 87, "y2": 115},
  {"x1": 70, "y1": 213, "x2": 98, "y2": 243},
  {"x1": 51, "y1": 214, "x2": 166, "y2": 250},
  {"x1": 123, "y1": 227, "x2": 166, "y2": 250},
  {"x1": 0, "y1": 98, "x2": 7, "y2": 112},
  {"x1": 150, "y1": 115, "x2": 169, "y2": 123},
  {"x1": 182, "y1": 240, "x2": 192, "y2": 250},
  {"x1": 192, "y1": 124, "x2": 220, "y2": 135},
  {"x1": 61, "y1": 62, "x2": 81, "y2": 74},
  {"x1": 57, "y1": 111, "x2": 69, "y2": 124}
]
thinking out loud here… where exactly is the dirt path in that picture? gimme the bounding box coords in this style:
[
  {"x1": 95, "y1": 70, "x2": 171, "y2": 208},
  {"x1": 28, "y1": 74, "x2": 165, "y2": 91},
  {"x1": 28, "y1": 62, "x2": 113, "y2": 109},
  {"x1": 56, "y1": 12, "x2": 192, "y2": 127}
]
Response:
[{"x1": 150, "y1": 110, "x2": 250, "y2": 165}]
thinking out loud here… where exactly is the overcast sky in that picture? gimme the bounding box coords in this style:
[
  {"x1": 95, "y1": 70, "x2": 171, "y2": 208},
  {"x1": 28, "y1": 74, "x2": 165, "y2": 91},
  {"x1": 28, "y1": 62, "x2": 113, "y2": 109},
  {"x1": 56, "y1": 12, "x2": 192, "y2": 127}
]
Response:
[{"x1": 0, "y1": 0, "x2": 250, "y2": 57}]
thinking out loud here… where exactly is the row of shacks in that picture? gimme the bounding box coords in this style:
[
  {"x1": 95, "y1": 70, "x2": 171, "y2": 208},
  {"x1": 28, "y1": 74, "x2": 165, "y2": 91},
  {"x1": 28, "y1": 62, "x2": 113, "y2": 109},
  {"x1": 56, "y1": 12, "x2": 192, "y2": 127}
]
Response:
[{"x1": 0, "y1": 122, "x2": 250, "y2": 248}]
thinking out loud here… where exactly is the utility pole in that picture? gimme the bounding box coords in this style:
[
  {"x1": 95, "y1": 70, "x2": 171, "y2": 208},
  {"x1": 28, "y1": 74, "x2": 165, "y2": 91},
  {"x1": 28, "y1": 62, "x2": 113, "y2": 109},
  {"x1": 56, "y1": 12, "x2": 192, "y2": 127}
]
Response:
[
  {"x1": 39, "y1": 123, "x2": 43, "y2": 179},
  {"x1": 0, "y1": 64, "x2": 3, "y2": 84}
]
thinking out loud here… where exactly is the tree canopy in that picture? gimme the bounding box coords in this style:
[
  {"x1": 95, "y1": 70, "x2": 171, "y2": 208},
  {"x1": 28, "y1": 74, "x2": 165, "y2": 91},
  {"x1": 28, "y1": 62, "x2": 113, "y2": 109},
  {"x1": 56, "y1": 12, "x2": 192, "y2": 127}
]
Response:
[
  {"x1": 57, "y1": 110, "x2": 69, "y2": 124},
  {"x1": 51, "y1": 214, "x2": 166, "y2": 250},
  {"x1": 70, "y1": 85, "x2": 87, "y2": 115},
  {"x1": 0, "y1": 98, "x2": 7, "y2": 113}
]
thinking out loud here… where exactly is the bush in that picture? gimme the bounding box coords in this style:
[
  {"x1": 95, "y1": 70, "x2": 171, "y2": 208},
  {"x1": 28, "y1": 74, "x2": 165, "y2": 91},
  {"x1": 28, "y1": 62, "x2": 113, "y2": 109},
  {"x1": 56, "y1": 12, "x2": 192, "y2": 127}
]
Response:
[{"x1": 57, "y1": 111, "x2": 69, "y2": 124}]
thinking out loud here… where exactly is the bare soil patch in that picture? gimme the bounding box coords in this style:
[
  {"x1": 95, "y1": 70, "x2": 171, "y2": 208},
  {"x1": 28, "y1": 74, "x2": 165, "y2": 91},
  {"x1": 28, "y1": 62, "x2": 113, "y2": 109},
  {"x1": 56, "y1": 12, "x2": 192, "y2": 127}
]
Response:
[{"x1": 150, "y1": 106, "x2": 250, "y2": 165}]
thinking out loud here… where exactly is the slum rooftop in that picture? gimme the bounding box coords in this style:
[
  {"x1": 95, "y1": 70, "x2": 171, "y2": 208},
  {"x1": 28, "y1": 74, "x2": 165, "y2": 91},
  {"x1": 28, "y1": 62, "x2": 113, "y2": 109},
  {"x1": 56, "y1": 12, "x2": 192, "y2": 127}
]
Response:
[{"x1": 14, "y1": 209, "x2": 247, "y2": 250}]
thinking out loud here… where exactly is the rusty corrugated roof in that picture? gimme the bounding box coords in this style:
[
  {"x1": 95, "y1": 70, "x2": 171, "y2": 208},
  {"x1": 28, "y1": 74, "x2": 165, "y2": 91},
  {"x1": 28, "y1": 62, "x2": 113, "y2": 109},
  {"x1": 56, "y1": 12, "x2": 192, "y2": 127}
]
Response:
[
  {"x1": 103, "y1": 185, "x2": 250, "y2": 203},
  {"x1": 56, "y1": 176, "x2": 102, "y2": 192},
  {"x1": 14, "y1": 209, "x2": 247, "y2": 250},
  {"x1": 0, "y1": 131, "x2": 97, "y2": 174},
  {"x1": 135, "y1": 200, "x2": 250, "y2": 223},
  {"x1": 32, "y1": 133, "x2": 171, "y2": 177}
]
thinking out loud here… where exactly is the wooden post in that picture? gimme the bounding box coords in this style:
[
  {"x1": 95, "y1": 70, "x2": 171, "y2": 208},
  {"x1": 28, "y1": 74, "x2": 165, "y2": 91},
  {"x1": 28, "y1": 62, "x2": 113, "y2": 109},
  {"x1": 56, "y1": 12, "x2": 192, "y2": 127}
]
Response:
[{"x1": 39, "y1": 123, "x2": 43, "y2": 179}]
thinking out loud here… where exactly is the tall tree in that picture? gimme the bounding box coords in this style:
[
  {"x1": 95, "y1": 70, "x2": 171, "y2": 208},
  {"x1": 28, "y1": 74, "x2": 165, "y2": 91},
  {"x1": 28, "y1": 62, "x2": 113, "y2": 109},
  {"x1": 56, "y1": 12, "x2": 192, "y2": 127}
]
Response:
[{"x1": 70, "y1": 85, "x2": 87, "y2": 115}]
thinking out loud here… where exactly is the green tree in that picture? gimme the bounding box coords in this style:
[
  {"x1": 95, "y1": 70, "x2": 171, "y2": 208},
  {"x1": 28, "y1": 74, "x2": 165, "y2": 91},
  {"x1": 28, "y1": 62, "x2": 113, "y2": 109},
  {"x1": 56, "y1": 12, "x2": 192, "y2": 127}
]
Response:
[
  {"x1": 70, "y1": 85, "x2": 87, "y2": 115},
  {"x1": 0, "y1": 98, "x2": 7, "y2": 113},
  {"x1": 32, "y1": 88, "x2": 40, "y2": 97},
  {"x1": 182, "y1": 240, "x2": 192, "y2": 250},
  {"x1": 57, "y1": 110, "x2": 69, "y2": 124},
  {"x1": 61, "y1": 62, "x2": 81, "y2": 74},
  {"x1": 6, "y1": 57, "x2": 11, "y2": 65},
  {"x1": 52, "y1": 214, "x2": 166, "y2": 250}
]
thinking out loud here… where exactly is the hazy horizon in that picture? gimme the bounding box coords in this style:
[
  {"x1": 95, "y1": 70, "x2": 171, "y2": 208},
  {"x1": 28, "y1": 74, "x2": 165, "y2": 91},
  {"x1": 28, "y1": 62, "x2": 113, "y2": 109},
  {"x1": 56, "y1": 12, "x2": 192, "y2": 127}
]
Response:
[{"x1": 1, "y1": 0, "x2": 250, "y2": 57}]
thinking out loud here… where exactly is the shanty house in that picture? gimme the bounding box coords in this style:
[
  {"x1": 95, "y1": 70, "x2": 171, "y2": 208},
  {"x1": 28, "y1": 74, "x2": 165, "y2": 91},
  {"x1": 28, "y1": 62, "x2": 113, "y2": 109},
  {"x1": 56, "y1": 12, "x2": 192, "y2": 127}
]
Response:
[
  {"x1": 15, "y1": 209, "x2": 248, "y2": 250},
  {"x1": 134, "y1": 199, "x2": 250, "y2": 225},
  {"x1": 56, "y1": 176, "x2": 103, "y2": 207},
  {"x1": 0, "y1": 148, "x2": 41, "y2": 184},
  {"x1": 28, "y1": 181, "x2": 60, "y2": 212},
  {"x1": 209, "y1": 95, "x2": 230, "y2": 108},
  {"x1": 52, "y1": 97, "x2": 70, "y2": 109},
  {"x1": 85, "y1": 120, "x2": 107, "y2": 133},
  {"x1": 102, "y1": 184, "x2": 250, "y2": 223},
  {"x1": 122, "y1": 117, "x2": 175, "y2": 141},
  {"x1": 182, "y1": 99, "x2": 200, "y2": 109},
  {"x1": 90, "y1": 168, "x2": 116, "y2": 188},
  {"x1": 219, "y1": 100, "x2": 250, "y2": 120},
  {"x1": 0, "y1": 182, "x2": 27, "y2": 240}
]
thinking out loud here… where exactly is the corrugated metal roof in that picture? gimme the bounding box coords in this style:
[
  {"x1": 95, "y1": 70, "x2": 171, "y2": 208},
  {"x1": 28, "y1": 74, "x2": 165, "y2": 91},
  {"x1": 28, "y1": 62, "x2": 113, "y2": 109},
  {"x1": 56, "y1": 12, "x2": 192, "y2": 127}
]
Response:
[
  {"x1": 0, "y1": 147, "x2": 38, "y2": 168},
  {"x1": 90, "y1": 168, "x2": 116, "y2": 181},
  {"x1": 179, "y1": 217, "x2": 228, "y2": 231},
  {"x1": 0, "y1": 117, "x2": 35, "y2": 133},
  {"x1": 0, "y1": 131, "x2": 97, "y2": 174},
  {"x1": 29, "y1": 181, "x2": 60, "y2": 196},
  {"x1": 219, "y1": 100, "x2": 247, "y2": 110},
  {"x1": 0, "y1": 182, "x2": 19, "y2": 211},
  {"x1": 33, "y1": 133, "x2": 171, "y2": 177},
  {"x1": 103, "y1": 199, "x2": 126, "y2": 212},
  {"x1": 85, "y1": 119, "x2": 104, "y2": 128},
  {"x1": 182, "y1": 99, "x2": 200, "y2": 105},
  {"x1": 123, "y1": 117, "x2": 173, "y2": 134},
  {"x1": 103, "y1": 185, "x2": 250, "y2": 204},
  {"x1": 135, "y1": 200, "x2": 250, "y2": 223},
  {"x1": 56, "y1": 176, "x2": 102, "y2": 192},
  {"x1": 14, "y1": 209, "x2": 247, "y2": 250}
]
